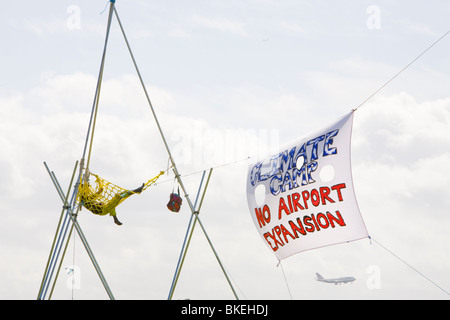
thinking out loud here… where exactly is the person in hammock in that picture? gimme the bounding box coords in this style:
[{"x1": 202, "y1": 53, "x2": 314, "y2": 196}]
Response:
[{"x1": 79, "y1": 182, "x2": 145, "y2": 226}]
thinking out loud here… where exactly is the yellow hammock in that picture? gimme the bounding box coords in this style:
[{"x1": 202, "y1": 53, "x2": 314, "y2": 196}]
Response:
[{"x1": 77, "y1": 171, "x2": 164, "y2": 219}]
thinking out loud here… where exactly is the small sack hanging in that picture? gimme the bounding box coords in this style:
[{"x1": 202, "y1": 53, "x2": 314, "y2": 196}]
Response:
[{"x1": 167, "y1": 187, "x2": 182, "y2": 212}]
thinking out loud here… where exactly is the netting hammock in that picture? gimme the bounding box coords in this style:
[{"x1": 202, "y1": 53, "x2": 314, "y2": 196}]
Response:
[{"x1": 77, "y1": 171, "x2": 165, "y2": 217}]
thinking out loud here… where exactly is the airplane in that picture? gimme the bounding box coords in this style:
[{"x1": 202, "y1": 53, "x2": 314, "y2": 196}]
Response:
[{"x1": 315, "y1": 273, "x2": 356, "y2": 285}]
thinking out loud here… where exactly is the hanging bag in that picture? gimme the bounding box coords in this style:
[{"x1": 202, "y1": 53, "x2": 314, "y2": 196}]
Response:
[{"x1": 167, "y1": 186, "x2": 182, "y2": 212}]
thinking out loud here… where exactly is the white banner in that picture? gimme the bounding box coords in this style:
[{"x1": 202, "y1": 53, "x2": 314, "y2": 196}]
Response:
[{"x1": 246, "y1": 112, "x2": 368, "y2": 260}]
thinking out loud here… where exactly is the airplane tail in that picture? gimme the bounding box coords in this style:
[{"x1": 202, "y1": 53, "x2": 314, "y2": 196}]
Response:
[{"x1": 315, "y1": 273, "x2": 324, "y2": 280}]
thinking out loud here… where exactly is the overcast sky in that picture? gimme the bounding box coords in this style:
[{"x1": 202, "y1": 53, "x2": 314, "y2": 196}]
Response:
[{"x1": 1, "y1": 0, "x2": 449, "y2": 300}]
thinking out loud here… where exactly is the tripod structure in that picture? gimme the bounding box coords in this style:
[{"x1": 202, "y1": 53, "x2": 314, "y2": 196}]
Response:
[{"x1": 38, "y1": 0, "x2": 238, "y2": 300}]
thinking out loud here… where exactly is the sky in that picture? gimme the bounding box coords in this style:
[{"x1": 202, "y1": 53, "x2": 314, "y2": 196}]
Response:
[{"x1": 0, "y1": 0, "x2": 449, "y2": 300}]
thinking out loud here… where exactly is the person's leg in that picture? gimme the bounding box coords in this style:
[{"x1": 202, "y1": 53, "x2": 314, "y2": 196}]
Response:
[
  {"x1": 113, "y1": 215, "x2": 122, "y2": 226},
  {"x1": 131, "y1": 183, "x2": 145, "y2": 194},
  {"x1": 104, "y1": 184, "x2": 145, "y2": 226},
  {"x1": 110, "y1": 208, "x2": 122, "y2": 226}
]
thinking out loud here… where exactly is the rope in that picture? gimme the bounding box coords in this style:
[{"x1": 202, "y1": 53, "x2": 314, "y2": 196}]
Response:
[
  {"x1": 112, "y1": 8, "x2": 174, "y2": 170},
  {"x1": 354, "y1": 30, "x2": 450, "y2": 111},
  {"x1": 112, "y1": 7, "x2": 197, "y2": 215},
  {"x1": 142, "y1": 171, "x2": 165, "y2": 191},
  {"x1": 370, "y1": 237, "x2": 449, "y2": 296},
  {"x1": 82, "y1": 1, "x2": 115, "y2": 180},
  {"x1": 277, "y1": 259, "x2": 293, "y2": 300},
  {"x1": 71, "y1": 227, "x2": 77, "y2": 300},
  {"x1": 351, "y1": 31, "x2": 450, "y2": 296},
  {"x1": 47, "y1": 165, "x2": 83, "y2": 300},
  {"x1": 154, "y1": 156, "x2": 256, "y2": 187}
]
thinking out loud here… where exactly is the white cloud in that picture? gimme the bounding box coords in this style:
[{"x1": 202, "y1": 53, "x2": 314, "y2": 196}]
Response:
[
  {"x1": 353, "y1": 93, "x2": 450, "y2": 163},
  {"x1": 168, "y1": 28, "x2": 191, "y2": 39},
  {"x1": 2, "y1": 0, "x2": 450, "y2": 300},
  {"x1": 397, "y1": 19, "x2": 438, "y2": 37},
  {"x1": 351, "y1": 93, "x2": 450, "y2": 273},
  {"x1": 409, "y1": 24, "x2": 437, "y2": 36},
  {"x1": 22, "y1": 18, "x2": 66, "y2": 37},
  {"x1": 2, "y1": 70, "x2": 449, "y2": 299},
  {"x1": 8, "y1": 12, "x2": 111, "y2": 40},
  {"x1": 280, "y1": 21, "x2": 306, "y2": 35},
  {"x1": 192, "y1": 14, "x2": 248, "y2": 37}
]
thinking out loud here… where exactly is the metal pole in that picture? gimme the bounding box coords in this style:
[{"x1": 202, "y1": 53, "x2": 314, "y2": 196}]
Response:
[
  {"x1": 113, "y1": 7, "x2": 197, "y2": 215},
  {"x1": 70, "y1": 216, "x2": 115, "y2": 300},
  {"x1": 167, "y1": 169, "x2": 238, "y2": 299},
  {"x1": 40, "y1": 162, "x2": 115, "y2": 300},
  {"x1": 48, "y1": 222, "x2": 75, "y2": 300},
  {"x1": 38, "y1": 161, "x2": 78, "y2": 299},
  {"x1": 192, "y1": 170, "x2": 239, "y2": 299},
  {"x1": 82, "y1": 1, "x2": 115, "y2": 176},
  {"x1": 114, "y1": 5, "x2": 238, "y2": 300},
  {"x1": 114, "y1": 8, "x2": 237, "y2": 298},
  {"x1": 167, "y1": 171, "x2": 207, "y2": 299},
  {"x1": 195, "y1": 214, "x2": 239, "y2": 300}
]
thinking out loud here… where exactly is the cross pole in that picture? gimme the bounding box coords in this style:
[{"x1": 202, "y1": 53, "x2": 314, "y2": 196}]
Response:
[
  {"x1": 38, "y1": 161, "x2": 115, "y2": 300},
  {"x1": 167, "y1": 169, "x2": 239, "y2": 300}
]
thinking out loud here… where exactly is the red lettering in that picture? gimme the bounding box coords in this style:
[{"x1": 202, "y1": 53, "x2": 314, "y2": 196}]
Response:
[
  {"x1": 319, "y1": 187, "x2": 335, "y2": 205},
  {"x1": 331, "y1": 183, "x2": 346, "y2": 201},
  {"x1": 311, "y1": 213, "x2": 321, "y2": 230},
  {"x1": 291, "y1": 192, "x2": 304, "y2": 211},
  {"x1": 278, "y1": 197, "x2": 290, "y2": 220},
  {"x1": 280, "y1": 224, "x2": 296, "y2": 243},
  {"x1": 311, "y1": 189, "x2": 320, "y2": 206},
  {"x1": 327, "y1": 210, "x2": 346, "y2": 227},
  {"x1": 273, "y1": 226, "x2": 284, "y2": 245},
  {"x1": 264, "y1": 228, "x2": 285, "y2": 251},
  {"x1": 254, "y1": 208, "x2": 264, "y2": 228},
  {"x1": 255, "y1": 205, "x2": 271, "y2": 228},
  {"x1": 302, "y1": 190, "x2": 309, "y2": 209},
  {"x1": 303, "y1": 216, "x2": 315, "y2": 232},
  {"x1": 290, "y1": 219, "x2": 306, "y2": 237},
  {"x1": 262, "y1": 211, "x2": 347, "y2": 252},
  {"x1": 316, "y1": 212, "x2": 330, "y2": 229},
  {"x1": 264, "y1": 232, "x2": 279, "y2": 251},
  {"x1": 287, "y1": 194, "x2": 294, "y2": 213}
]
